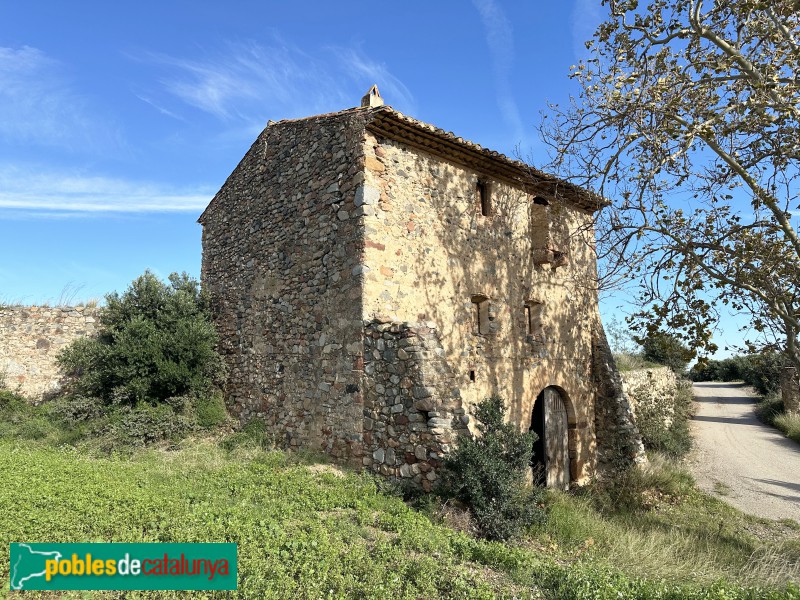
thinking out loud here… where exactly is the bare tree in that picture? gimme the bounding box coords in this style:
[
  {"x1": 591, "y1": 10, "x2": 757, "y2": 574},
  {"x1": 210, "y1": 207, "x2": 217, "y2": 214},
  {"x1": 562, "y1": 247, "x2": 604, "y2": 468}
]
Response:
[{"x1": 542, "y1": 0, "x2": 800, "y2": 376}]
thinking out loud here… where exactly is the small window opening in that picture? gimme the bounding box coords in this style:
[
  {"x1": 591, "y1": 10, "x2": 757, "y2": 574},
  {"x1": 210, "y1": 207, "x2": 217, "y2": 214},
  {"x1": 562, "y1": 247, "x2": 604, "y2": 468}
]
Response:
[
  {"x1": 524, "y1": 301, "x2": 544, "y2": 341},
  {"x1": 477, "y1": 180, "x2": 491, "y2": 217},
  {"x1": 471, "y1": 295, "x2": 490, "y2": 335},
  {"x1": 533, "y1": 196, "x2": 549, "y2": 206},
  {"x1": 469, "y1": 369, "x2": 476, "y2": 382}
]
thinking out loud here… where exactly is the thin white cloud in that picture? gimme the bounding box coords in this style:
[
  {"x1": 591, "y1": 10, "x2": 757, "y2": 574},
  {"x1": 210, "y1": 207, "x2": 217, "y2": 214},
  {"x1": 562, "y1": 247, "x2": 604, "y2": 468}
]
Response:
[
  {"x1": 0, "y1": 166, "x2": 211, "y2": 213},
  {"x1": 135, "y1": 94, "x2": 186, "y2": 121},
  {"x1": 471, "y1": 0, "x2": 525, "y2": 143},
  {"x1": 0, "y1": 46, "x2": 121, "y2": 151},
  {"x1": 571, "y1": 0, "x2": 604, "y2": 60},
  {"x1": 136, "y1": 38, "x2": 414, "y2": 124}
]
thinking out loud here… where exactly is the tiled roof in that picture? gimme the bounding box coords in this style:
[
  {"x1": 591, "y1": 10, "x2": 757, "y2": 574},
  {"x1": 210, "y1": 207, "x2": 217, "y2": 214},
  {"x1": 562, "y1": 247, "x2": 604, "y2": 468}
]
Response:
[{"x1": 367, "y1": 106, "x2": 607, "y2": 212}]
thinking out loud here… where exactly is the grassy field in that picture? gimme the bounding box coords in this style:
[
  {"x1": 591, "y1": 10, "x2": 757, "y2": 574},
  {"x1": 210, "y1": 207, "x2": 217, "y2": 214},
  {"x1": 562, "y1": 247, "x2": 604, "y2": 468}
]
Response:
[
  {"x1": 1, "y1": 433, "x2": 799, "y2": 599},
  {"x1": 544, "y1": 458, "x2": 800, "y2": 587}
]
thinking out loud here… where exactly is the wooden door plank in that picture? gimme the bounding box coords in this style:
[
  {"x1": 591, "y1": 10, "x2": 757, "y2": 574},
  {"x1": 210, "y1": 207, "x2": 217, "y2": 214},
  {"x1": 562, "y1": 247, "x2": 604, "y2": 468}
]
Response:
[{"x1": 544, "y1": 388, "x2": 569, "y2": 489}]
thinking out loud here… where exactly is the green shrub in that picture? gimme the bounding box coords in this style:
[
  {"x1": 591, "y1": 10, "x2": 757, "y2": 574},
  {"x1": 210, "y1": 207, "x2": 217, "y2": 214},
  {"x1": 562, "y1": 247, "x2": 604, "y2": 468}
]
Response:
[
  {"x1": 692, "y1": 353, "x2": 785, "y2": 396},
  {"x1": 689, "y1": 357, "x2": 740, "y2": 381},
  {"x1": 755, "y1": 392, "x2": 784, "y2": 427},
  {"x1": 46, "y1": 394, "x2": 106, "y2": 424},
  {"x1": 0, "y1": 389, "x2": 32, "y2": 421},
  {"x1": 58, "y1": 271, "x2": 226, "y2": 406},
  {"x1": 195, "y1": 392, "x2": 229, "y2": 428},
  {"x1": 0, "y1": 387, "x2": 209, "y2": 451},
  {"x1": 758, "y1": 392, "x2": 800, "y2": 445},
  {"x1": 107, "y1": 403, "x2": 193, "y2": 447},
  {"x1": 16, "y1": 416, "x2": 58, "y2": 440},
  {"x1": 440, "y1": 396, "x2": 545, "y2": 541},
  {"x1": 733, "y1": 352, "x2": 784, "y2": 395}
]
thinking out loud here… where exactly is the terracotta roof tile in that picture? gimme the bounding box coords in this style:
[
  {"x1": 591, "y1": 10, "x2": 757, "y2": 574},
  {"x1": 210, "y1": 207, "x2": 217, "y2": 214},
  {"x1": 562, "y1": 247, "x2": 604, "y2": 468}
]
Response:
[{"x1": 367, "y1": 105, "x2": 607, "y2": 212}]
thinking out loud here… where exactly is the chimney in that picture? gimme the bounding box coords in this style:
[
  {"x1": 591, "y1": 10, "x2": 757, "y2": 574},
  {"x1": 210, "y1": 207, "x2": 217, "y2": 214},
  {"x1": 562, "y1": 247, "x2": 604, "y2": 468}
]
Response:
[{"x1": 360, "y1": 84, "x2": 384, "y2": 108}]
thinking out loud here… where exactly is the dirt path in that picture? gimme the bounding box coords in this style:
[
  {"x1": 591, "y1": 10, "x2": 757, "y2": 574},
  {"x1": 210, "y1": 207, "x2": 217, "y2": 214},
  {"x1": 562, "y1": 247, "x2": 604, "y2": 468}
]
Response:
[{"x1": 688, "y1": 381, "x2": 800, "y2": 523}]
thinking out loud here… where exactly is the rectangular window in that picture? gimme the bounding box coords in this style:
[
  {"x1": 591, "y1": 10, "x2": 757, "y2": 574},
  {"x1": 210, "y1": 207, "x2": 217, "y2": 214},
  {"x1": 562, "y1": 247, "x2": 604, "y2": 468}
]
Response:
[
  {"x1": 471, "y1": 295, "x2": 490, "y2": 335},
  {"x1": 525, "y1": 300, "x2": 544, "y2": 341},
  {"x1": 477, "y1": 180, "x2": 491, "y2": 217}
]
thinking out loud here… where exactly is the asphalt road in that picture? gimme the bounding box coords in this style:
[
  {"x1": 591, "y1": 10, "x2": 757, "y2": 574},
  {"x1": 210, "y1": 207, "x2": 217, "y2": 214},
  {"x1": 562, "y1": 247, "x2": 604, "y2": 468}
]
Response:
[{"x1": 688, "y1": 381, "x2": 800, "y2": 523}]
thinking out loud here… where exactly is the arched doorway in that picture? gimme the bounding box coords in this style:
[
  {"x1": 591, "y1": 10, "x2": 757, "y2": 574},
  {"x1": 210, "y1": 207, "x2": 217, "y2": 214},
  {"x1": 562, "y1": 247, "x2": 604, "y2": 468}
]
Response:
[{"x1": 529, "y1": 386, "x2": 570, "y2": 489}]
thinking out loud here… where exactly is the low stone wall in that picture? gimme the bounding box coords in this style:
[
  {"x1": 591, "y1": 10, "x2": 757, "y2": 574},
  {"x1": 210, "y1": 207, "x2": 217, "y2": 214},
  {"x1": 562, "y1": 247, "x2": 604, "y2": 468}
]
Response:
[
  {"x1": 621, "y1": 366, "x2": 678, "y2": 429},
  {"x1": 361, "y1": 320, "x2": 470, "y2": 490},
  {"x1": 0, "y1": 306, "x2": 100, "y2": 400}
]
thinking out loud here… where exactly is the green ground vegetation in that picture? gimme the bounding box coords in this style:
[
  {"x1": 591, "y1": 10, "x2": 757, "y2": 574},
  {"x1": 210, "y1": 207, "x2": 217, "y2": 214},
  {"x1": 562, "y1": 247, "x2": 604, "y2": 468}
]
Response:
[
  {"x1": 756, "y1": 392, "x2": 800, "y2": 446},
  {"x1": 1, "y1": 390, "x2": 798, "y2": 599}
]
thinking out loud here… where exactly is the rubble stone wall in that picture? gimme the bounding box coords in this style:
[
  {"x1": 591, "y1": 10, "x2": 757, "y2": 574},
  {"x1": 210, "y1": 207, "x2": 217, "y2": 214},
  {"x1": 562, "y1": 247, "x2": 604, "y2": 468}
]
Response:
[
  {"x1": 362, "y1": 320, "x2": 469, "y2": 490},
  {"x1": 200, "y1": 109, "x2": 372, "y2": 462},
  {"x1": 622, "y1": 366, "x2": 679, "y2": 428},
  {"x1": 0, "y1": 305, "x2": 99, "y2": 400},
  {"x1": 591, "y1": 323, "x2": 647, "y2": 471}
]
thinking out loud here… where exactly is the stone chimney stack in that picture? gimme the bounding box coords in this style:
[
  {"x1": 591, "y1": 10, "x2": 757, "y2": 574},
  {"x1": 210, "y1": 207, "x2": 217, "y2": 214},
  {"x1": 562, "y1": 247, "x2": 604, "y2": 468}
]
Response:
[{"x1": 360, "y1": 84, "x2": 384, "y2": 108}]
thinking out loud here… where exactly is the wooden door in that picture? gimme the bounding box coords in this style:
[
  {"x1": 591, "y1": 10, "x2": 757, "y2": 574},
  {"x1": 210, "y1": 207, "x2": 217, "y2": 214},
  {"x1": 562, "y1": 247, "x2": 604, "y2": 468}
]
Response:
[{"x1": 543, "y1": 387, "x2": 569, "y2": 489}]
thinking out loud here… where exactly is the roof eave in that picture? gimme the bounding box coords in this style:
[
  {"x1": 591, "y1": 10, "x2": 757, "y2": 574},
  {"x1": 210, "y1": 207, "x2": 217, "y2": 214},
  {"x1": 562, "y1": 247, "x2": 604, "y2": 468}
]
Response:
[{"x1": 366, "y1": 106, "x2": 607, "y2": 213}]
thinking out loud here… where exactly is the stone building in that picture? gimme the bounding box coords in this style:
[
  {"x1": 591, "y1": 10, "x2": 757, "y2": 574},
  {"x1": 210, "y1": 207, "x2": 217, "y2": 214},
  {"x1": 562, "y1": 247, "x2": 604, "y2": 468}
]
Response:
[{"x1": 199, "y1": 87, "x2": 644, "y2": 489}]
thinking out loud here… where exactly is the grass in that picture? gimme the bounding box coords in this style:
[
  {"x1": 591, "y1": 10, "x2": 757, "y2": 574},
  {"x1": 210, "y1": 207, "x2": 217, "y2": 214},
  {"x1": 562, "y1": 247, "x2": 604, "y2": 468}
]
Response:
[
  {"x1": 774, "y1": 412, "x2": 800, "y2": 444},
  {"x1": 540, "y1": 456, "x2": 800, "y2": 588},
  {"x1": 0, "y1": 439, "x2": 518, "y2": 598},
  {"x1": 1, "y1": 391, "x2": 799, "y2": 598},
  {"x1": 2, "y1": 439, "x2": 798, "y2": 599},
  {"x1": 756, "y1": 392, "x2": 800, "y2": 445}
]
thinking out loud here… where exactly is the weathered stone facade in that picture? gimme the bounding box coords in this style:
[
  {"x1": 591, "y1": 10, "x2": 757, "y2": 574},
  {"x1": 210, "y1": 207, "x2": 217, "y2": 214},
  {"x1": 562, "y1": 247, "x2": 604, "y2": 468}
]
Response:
[
  {"x1": 200, "y1": 108, "x2": 369, "y2": 460},
  {"x1": 200, "y1": 90, "x2": 645, "y2": 485},
  {"x1": 0, "y1": 306, "x2": 99, "y2": 400}
]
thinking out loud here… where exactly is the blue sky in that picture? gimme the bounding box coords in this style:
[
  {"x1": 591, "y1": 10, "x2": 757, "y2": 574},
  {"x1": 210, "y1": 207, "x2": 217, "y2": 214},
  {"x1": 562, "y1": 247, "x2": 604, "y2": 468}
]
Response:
[{"x1": 0, "y1": 1, "x2": 745, "y2": 355}]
